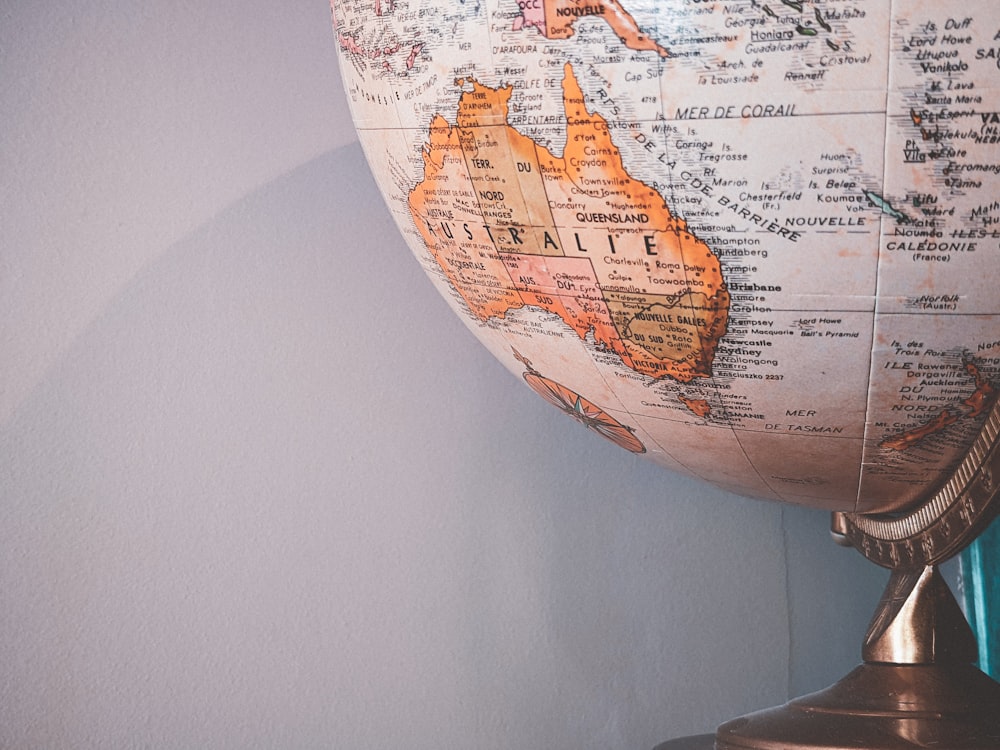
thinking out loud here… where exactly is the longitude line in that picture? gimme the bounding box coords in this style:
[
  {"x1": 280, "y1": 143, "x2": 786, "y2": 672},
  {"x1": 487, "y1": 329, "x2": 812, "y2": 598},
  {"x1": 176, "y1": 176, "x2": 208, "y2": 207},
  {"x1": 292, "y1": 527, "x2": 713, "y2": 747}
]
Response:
[{"x1": 854, "y1": 1, "x2": 898, "y2": 512}]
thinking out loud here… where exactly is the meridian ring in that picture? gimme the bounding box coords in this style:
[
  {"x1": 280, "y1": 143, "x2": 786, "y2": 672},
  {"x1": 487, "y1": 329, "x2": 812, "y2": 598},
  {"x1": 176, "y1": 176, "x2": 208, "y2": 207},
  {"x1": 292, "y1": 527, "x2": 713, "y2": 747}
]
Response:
[{"x1": 839, "y1": 396, "x2": 1000, "y2": 570}]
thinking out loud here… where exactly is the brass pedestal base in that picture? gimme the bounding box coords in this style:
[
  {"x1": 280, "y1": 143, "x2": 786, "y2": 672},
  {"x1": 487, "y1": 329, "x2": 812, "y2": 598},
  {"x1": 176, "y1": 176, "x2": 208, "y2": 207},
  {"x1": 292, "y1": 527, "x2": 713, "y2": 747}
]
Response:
[
  {"x1": 716, "y1": 662, "x2": 1000, "y2": 749},
  {"x1": 654, "y1": 663, "x2": 1000, "y2": 750},
  {"x1": 656, "y1": 567, "x2": 1000, "y2": 749}
]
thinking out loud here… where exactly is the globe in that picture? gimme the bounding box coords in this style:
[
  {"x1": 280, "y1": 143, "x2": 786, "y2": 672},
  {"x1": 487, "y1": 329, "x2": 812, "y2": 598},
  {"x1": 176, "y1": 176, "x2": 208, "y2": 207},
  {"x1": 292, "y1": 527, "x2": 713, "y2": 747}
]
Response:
[{"x1": 329, "y1": 0, "x2": 1000, "y2": 518}]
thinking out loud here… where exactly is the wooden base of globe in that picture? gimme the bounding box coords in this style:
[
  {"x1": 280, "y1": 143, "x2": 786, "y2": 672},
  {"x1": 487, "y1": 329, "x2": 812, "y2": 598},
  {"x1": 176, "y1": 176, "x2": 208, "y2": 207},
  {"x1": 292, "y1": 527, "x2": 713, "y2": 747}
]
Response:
[{"x1": 714, "y1": 662, "x2": 1000, "y2": 750}]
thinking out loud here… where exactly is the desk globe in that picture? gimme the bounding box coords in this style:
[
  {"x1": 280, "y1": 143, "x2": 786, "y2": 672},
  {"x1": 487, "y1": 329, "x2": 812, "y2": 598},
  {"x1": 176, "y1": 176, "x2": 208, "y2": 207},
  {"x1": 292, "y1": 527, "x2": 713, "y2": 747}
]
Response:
[{"x1": 329, "y1": 0, "x2": 1000, "y2": 746}]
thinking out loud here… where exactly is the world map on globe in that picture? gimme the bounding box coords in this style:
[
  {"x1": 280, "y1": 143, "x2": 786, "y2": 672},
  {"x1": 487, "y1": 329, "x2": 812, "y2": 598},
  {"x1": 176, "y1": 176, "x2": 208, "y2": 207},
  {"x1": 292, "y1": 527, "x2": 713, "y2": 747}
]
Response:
[{"x1": 331, "y1": 0, "x2": 1000, "y2": 514}]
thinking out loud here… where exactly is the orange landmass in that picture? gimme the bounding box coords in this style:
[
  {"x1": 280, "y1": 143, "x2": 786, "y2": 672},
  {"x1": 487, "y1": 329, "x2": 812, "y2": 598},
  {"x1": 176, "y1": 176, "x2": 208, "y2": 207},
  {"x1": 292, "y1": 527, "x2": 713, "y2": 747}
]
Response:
[
  {"x1": 408, "y1": 64, "x2": 728, "y2": 383},
  {"x1": 523, "y1": 0, "x2": 669, "y2": 58},
  {"x1": 679, "y1": 396, "x2": 711, "y2": 418},
  {"x1": 880, "y1": 410, "x2": 960, "y2": 452},
  {"x1": 409, "y1": 114, "x2": 526, "y2": 320},
  {"x1": 963, "y1": 360, "x2": 996, "y2": 417},
  {"x1": 880, "y1": 358, "x2": 997, "y2": 452}
]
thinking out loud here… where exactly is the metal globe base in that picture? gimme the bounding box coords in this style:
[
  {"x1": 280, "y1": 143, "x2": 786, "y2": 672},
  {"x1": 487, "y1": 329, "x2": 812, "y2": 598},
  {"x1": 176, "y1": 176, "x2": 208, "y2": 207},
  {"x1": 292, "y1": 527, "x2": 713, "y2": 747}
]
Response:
[
  {"x1": 656, "y1": 566, "x2": 1000, "y2": 750},
  {"x1": 715, "y1": 662, "x2": 1000, "y2": 750}
]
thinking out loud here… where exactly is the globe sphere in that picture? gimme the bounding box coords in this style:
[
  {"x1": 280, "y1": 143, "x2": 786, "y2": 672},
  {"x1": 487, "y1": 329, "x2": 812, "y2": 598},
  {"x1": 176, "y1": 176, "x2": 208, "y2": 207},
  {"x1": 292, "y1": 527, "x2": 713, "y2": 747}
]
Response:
[{"x1": 331, "y1": 0, "x2": 1000, "y2": 514}]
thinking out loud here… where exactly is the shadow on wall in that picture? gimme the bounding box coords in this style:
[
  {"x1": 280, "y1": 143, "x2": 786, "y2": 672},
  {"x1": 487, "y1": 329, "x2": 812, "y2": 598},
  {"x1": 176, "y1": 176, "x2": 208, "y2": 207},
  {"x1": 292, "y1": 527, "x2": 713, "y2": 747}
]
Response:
[{"x1": 0, "y1": 144, "x2": 885, "y2": 750}]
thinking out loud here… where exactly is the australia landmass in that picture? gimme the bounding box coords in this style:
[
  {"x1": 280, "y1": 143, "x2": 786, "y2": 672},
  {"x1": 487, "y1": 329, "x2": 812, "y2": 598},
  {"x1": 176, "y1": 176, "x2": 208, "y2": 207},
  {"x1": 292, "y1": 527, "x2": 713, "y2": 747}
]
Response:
[
  {"x1": 881, "y1": 359, "x2": 996, "y2": 452},
  {"x1": 512, "y1": 0, "x2": 669, "y2": 58},
  {"x1": 408, "y1": 63, "x2": 729, "y2": 385}
]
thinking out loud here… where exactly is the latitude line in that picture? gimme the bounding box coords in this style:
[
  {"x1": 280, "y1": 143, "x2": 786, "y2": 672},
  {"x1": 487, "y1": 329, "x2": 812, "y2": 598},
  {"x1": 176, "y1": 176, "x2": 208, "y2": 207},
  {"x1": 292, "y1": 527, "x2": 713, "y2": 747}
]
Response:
[{"x1": 354, "y1": 109, "x2": 891, "y2": 133}]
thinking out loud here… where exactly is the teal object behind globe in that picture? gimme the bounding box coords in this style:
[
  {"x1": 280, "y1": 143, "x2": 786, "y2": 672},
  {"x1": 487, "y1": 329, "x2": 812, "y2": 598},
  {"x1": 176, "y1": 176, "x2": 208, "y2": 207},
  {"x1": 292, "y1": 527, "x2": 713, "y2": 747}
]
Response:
[{"x1": 962, "y1": 522, "x2": 1000, "y2": 679}]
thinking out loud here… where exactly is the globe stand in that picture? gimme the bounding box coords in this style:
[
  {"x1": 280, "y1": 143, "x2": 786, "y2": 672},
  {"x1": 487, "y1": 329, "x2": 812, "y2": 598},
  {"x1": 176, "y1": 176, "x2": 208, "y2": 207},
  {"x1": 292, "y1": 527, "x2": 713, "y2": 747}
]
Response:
[
  {"x1": 657, "y1": 399, "x2": 1000, "y2": 750},
  {"x1": 655, "y1": 566, "x2": 1000, "y2": 750},
  {"x1": 713, "y1": 566, "x2": 1000, "y2": 749}
]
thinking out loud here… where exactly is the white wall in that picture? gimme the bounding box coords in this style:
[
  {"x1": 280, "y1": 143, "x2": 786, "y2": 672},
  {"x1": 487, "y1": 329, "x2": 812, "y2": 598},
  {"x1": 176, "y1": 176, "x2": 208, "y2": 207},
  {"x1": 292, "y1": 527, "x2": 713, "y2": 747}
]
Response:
[{"x1": 1, "y1": 3, "x2": 887, "y2": 748}]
